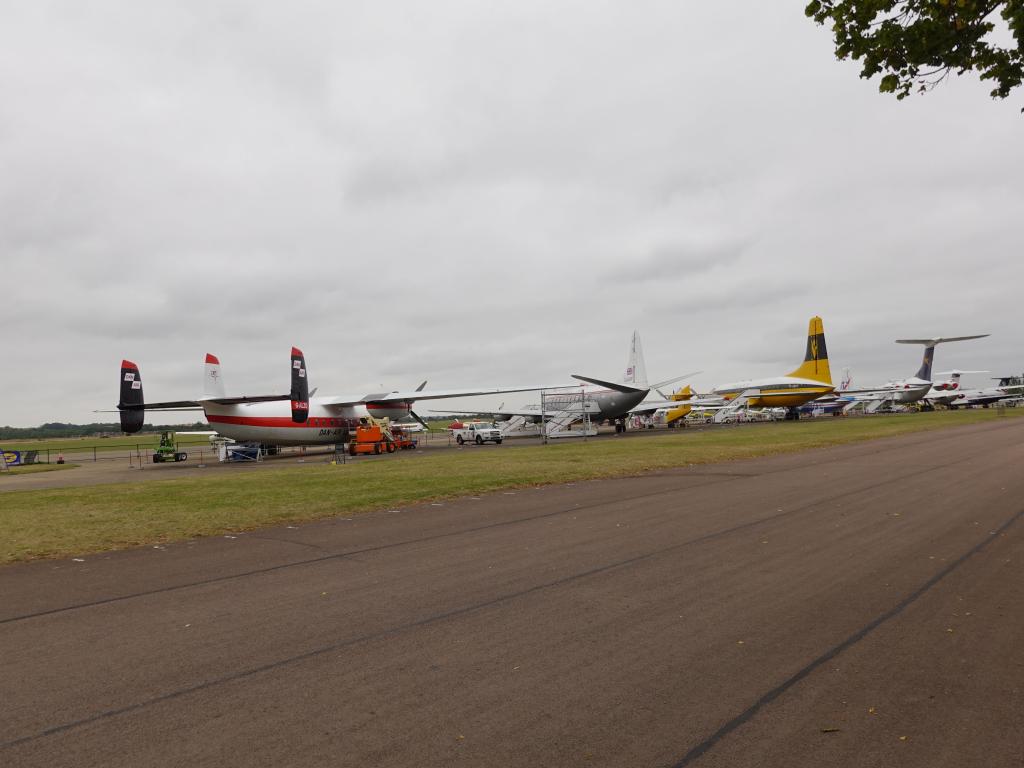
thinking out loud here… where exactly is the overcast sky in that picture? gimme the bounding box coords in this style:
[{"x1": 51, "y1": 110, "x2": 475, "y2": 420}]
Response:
[{"x1": 2, "y1": 2, "x2": 1021, "y2": 427}]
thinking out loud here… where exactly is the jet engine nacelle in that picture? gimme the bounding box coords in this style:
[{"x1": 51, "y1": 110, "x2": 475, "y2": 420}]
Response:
[{"x1": 366, "y1": 402, "x2": 412, "y2": 421}]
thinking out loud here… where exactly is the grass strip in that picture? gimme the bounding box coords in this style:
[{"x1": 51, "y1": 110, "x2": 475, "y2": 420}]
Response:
[
  {"x1": 0, "y1": 463, "x2": 80, "y2": 477},
  {"x1": 0, "y1": 435, "x2": 213, "y2": 453},
  {"x1": 1, "y1": 409, "x2": 1020, "y2": 564}
]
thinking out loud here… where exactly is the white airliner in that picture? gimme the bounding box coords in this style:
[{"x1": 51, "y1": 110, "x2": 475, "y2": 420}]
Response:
[
  {"x1": 842, "y1": 335, "x2": 989, "y2": 408},
  {"x1": 117, "y1": 349, "x2": 558, "y2": 446},
  {"x1": 925, "y1": 371, "x2": 1013, "y2": 409}
]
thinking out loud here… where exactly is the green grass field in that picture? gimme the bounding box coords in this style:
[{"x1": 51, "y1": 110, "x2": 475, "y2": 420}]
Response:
[{"x1": 1, "y1": 409, "x2": 1020, "y2": 564}]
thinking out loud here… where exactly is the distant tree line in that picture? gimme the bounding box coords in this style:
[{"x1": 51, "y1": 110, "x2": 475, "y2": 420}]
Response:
[{"x1": 0, "y1": 422, "x2": 209, "y2": 440}]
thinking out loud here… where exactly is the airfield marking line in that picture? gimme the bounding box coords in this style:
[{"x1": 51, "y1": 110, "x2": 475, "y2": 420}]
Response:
[
  {"x1": 0, "y1": 446, "x2": 973, "y2": 627},
  {"x1": 0, "y1": 450, "x2": 984, "y2": 750},
  {"x1": 0, "y1": 504, "x2": 816, "y2": 750},
  {"x1": 668, "y1": 505, "x2": 1024, "y2": 768},
  {"x1": 244, "y1": 533, "x2": 331, "y2": 553},
  {"x1": 0, "y1": 475, "x2": 737, "y2": 625}
]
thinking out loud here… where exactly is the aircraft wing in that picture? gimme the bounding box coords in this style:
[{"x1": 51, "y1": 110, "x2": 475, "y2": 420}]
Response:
[
  {"x1": 319, "y1": 385, "x2": 571, "y2": 406},
  {"x1": 571, "y1": 375, "x2": 646, "y2": 394},
  {"x1": 836, "y1": 386, "x2": 910, "y2": 396},
  {"x1": 429, "y1": 407, "x2": 547, "y2": 419}
]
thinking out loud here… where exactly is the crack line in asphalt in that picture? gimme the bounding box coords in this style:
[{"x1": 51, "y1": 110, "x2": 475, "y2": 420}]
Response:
[
  {"x1": 1, "y1": 450, "x2": 971, "y2": 626},
  {"x1": 0, "y1": 505, "x2": 810, "y2": 750},
  {"x1": 0, "y1": 477, "x2": 735, "y2": 625},
  {"x1": 669, "y1": 506, "x2": 1024, "y2": 768},
  {"x1": 0, "y1": 452, "x2": 982, "y2": 751}
]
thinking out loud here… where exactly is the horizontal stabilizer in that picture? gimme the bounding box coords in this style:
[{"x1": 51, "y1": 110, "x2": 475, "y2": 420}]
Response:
[
  {"x1": 118, "y1": 400, "x2": 204, "y2": 411},
  {"x1": 896, "y1": 335, "x2": 989, "y2": 346},
  {"x1": 571, "y1": 375, "x2": 646, "y2": 394}
]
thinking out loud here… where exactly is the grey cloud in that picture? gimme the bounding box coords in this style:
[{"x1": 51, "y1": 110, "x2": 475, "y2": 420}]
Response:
[
  {"x1": 2, "y1": 2, "x2": 1023, "y2": 426},
  {"x1": 608, "y1": 239, "x2": 751, "y2": 284}
]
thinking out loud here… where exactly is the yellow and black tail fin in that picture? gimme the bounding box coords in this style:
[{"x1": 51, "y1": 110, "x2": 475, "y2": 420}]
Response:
[{"x1": 785, "y1": 316, "x2": 832, "y2": 385}]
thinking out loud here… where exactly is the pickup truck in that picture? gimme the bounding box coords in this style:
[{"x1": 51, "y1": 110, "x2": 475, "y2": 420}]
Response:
[{"x1": 451, "y1": 421, "x2": 503, "y2": 445}]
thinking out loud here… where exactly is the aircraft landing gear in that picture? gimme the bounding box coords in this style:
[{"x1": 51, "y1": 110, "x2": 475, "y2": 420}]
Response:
[{"x1": 785, "y1": 407, "x2": 800, "y2": 421}]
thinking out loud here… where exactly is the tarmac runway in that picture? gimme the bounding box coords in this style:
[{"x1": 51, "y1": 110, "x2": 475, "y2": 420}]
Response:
[{"x1": 2, "y1": 418, "x2": 1022, "y2": 767}]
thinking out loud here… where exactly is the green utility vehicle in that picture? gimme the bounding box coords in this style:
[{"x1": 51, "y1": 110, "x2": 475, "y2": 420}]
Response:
[{"x1": 153, "y1": 431, "x2": 188, "y2": 463}]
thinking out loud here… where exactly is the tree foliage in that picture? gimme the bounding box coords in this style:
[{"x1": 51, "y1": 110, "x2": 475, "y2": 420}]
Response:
[{"x1": 806, "y1": 1, "x2": 1024, "y2": 105}]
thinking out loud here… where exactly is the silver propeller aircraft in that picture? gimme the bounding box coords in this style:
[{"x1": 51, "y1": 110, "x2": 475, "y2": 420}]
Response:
[{"x1": 435, "y1": 331, "x2": 699, "y2": 432}]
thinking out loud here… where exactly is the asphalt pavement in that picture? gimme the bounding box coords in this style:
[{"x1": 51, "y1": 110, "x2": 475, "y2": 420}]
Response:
[{"x1": 2, "y1": 418, "x2": 1022, "y2": 767}]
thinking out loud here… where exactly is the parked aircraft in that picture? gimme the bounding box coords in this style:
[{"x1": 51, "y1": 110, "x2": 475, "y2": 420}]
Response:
[
  {"x1": 694, "y1": 316, "x2": 835, "y2": 421},
  {"x1": 924, "y1": 370, "x2": 987, "y2": 407},
  {"x1": 925, "y1": 371, "x2": 1013, "y2": 408},
  {"x1": 842, "y1": 335, "x2": 989, "y2": 410},
  {"x1": 435, "y1": 331, "x2": 698, "y2": 433},
  {"x1": 633, "y1": 384, "x2": 695, "y2": 425},
  {"x1": 117, "y1": 349, "x2": 557, "y2": 446},
  {"x1": 944, "y1": 388, "x2": 1015, "y2": 408}
]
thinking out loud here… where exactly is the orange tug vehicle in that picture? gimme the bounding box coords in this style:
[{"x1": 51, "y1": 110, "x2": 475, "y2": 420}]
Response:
[{"x1": 348, "y1": 424, "x2": 418, "y2": 456}]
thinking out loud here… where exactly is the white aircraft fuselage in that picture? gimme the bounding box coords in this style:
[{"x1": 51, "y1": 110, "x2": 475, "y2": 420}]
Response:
[
  {"x1": 929, "y1": 387, "x2": 1010, "y2": 408},
  {"x1": 202, "y1": 399, "x2": 411, "y2": 446}
]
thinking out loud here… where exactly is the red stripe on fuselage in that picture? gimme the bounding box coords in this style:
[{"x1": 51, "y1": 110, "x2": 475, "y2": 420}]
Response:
[{"x1": 207, "y1": 414, "x2": 311, "y2": 428}]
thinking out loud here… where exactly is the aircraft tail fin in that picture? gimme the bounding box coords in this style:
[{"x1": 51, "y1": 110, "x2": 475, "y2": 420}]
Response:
[
  {"x1": 118, "y1": 360, "x2": 145, "y2": 434},
  {"x1": 672, "y1": 384, "x2": 694, "y2": 402},
  {"x1": 913, "y1": 344, "x2": 937, "y2": 382},
  {"x1": 290, "y1": 347, "x2": 309, "y2": 423},
  {"x1": 623, "y1": 330, "x2": 648, "y2": 387},
  {"x1": 896, "y1": 335, "x2": 989, "y2": 382},
  {"x1": 785, "y1": 316, "x2": 832, "y2": 385},
  {"x1": 203, "y1": 353, "x2": 226, "y2": 398}
]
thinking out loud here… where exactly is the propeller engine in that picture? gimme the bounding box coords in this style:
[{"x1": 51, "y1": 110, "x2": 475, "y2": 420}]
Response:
[{"x1": 367, "y1": 381, "x2": 431, "y2": 428}]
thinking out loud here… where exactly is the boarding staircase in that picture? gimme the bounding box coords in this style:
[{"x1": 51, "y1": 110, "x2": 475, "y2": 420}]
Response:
[
  {"x1": 543, "y1": 403, "x2": 600, "y2": 438},
  {"x1": 712, "y1": 389, "x2": 758, "y2": 424},
  {"x1": 498, "y1": 394, "x2": 600, "y2": 439},
  {"x1": 865, "y1": 395, "x2": 893, "y2": 414},
  {"x1": 498, "y1": 415, "x2": 537, "y2": 437}
]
